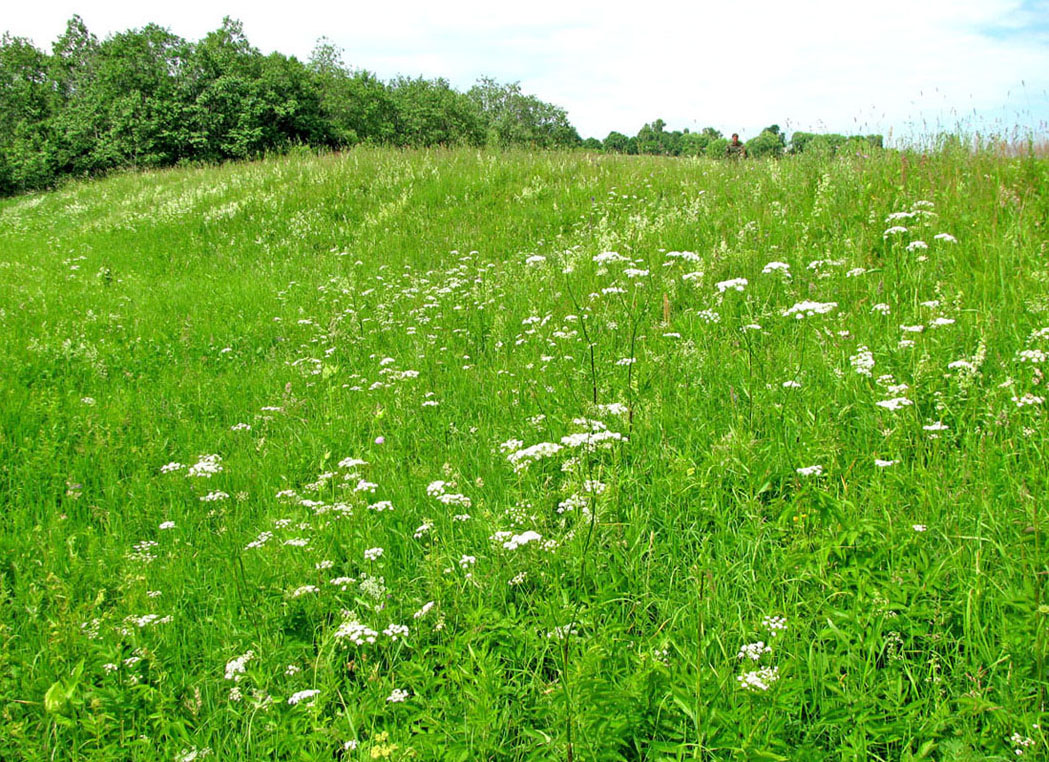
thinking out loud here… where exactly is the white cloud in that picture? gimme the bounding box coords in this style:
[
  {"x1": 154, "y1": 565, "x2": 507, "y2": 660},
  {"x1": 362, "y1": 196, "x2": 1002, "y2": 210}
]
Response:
[{"x1": 5, "y1": 0, "x2": 1048, "y2": 141}]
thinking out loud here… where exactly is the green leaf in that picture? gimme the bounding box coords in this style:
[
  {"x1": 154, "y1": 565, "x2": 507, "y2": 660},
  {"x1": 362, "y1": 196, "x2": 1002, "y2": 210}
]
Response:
[{"x1": 44, "y1": 681, "x2": 66, "y2": 713}]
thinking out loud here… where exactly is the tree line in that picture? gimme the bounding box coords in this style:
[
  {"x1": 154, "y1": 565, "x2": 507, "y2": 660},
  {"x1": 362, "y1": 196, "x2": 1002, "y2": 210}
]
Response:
[
  {"x1": 594, "y1": 121, "x2": 883, "y2": 158},
  {"x1": 0, "y1": 16, "x2": 883, "y2": 197}
]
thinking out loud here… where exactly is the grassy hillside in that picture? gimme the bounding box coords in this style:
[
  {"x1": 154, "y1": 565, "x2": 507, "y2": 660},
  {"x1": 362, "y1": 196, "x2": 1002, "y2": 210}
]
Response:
[{"x1": 1, "y1": 146, "x2": 1048, "y2": 760}]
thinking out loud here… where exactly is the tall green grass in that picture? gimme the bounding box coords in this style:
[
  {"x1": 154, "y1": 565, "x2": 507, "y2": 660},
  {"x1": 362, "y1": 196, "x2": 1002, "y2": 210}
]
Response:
[{"x1": 1, "y1": 146, "x2": 1047, "y2": 760}]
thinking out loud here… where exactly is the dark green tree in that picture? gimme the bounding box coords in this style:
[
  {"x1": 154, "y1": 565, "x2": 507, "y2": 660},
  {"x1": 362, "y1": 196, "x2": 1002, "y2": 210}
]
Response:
[
  {"x1": 89, "y1": 25, "x2": 190, "y2": 167},
  {"x1": 49, "y1": 16, "x2": 104, "y2": 175},
  {"x1": 468, "y1": 77, "x2": 579, "y2": 148},
  {"x1": 0, "y1": 34, "x2": 55, "y2": 192},
  {"x1": 389, "y1": 76, "x2": 485, "y2": 147},
  {"x1": 309, "y1": 39, "x2": 397, "y2": 145},
  {"x1": 746, "y1": 125, "x2": 786, "y2": 158},
  {"x1": 603, "y1": 131, "x2": 631, "y2": 153}
]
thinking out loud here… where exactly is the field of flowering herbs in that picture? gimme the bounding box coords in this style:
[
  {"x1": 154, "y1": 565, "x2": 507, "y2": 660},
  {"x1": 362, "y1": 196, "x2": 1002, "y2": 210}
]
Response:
[{"x1": 0, "y1": 145, "x2": 1047, "y2": 760}]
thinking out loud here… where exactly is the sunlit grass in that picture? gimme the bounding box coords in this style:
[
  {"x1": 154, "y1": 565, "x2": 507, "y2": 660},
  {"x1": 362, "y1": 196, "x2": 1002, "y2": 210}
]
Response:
[{"x1": 0, "y1": 145, "x2": 1047, "y2": 760}]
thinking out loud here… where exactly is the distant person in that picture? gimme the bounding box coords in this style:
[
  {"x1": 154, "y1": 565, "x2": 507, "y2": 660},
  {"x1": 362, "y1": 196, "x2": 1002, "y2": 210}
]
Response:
[{"x1": 726, "y1": 133, "x2": 747, "y2": 159}]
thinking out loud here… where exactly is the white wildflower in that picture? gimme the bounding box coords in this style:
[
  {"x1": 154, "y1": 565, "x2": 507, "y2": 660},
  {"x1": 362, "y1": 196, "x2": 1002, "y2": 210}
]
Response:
[
  {"x1": 187, "y1": 454, "x2": 223, "y2": 478},
  {"x1": 782, "y1": 301, "x2": 837, "y2": 319},
  {"x1": 287, "y1": 689, "x2": 320, "y2": 706},
  {"x1": 737, "y1": 666, "x2": 780, "y2": 691},
  {"x1": 502, "y1": 530, "x2": 542, "y2": 550},
  {"x1": 224, "y1": 651, "x2": 254, "y2": 681},
  {"x1": 738, "y1": 641, "x2": 772, "y2": 661},
  {"x1": 716, "y1": 277, "x2": 748, "y2": 293},
  {"x1": 876, "y1": 397, "x2": 913, "y2": 411}
]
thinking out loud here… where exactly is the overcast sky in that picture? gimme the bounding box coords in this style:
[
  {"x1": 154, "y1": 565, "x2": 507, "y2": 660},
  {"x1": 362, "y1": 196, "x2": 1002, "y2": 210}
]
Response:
[{"x1": 5, "y1": 0, "x2": 1049, "y2": 142}]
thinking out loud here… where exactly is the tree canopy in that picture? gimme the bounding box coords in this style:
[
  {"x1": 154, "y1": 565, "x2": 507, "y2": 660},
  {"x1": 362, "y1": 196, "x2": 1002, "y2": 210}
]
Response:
[{"x1": 0, "y1": 16, "x2": 885, "y2": 196}]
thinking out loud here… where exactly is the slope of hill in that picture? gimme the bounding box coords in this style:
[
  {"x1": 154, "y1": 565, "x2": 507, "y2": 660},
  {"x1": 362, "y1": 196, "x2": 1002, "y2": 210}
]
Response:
[{"x1": 1, "y1": 147, "x2": 1047, "y2": 759}]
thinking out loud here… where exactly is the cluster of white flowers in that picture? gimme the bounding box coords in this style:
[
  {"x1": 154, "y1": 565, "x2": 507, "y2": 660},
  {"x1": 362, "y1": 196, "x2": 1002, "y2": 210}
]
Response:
[
  {"x1": 593, "y1": 251, "x2": 627, "y2": 264},
  {"x1": 364, "y1": 547, "x2": 384, "y2": 561},
  {"x1": 245, "y1": 531, "x2": 273, "y2": 550},
  {"x1": 762, "y1": 616, "x2": 787, "y2": 635},
  {"x1": 436, "y1": 492, "x2": 472, "y2": 507},
  {"x1": 507, "y1": 441, "x2": 563, "y2": 471},
  {"x1": 128, "y1": 539, "x2": 159, "y2": 564},
  {"x1": 560, "y1": 429, "x2": 627, "y2": 451},
  {"x1": 502, "y1": 530, "x2": 542, "y2": 550},
  {"x1": 1013, "y1": 393, "x2": 1044, "y2": 408},
  {"x1": 850, "y1": 346, "x2": 875, "y2": 376},
  {"x1": 1017, "y1": 349, "x2": 1046, "y2": 364},
  {"x1": 762, "y1": 261, "x2": 790, "y2": 275},
  {"x1": 1011, "y1": 732, "x2": 1035, "y2": 756},
  {"x1": 737, "y1": 641, "x2": 772, "y2": 661},
  {"x1": 174, "y1": 748, "x2": 212, "y2": 762},
  {"x1": 557, "y1": 494, "x2": 587, "y2": 514},
  {"x1": 716, "y1": 277, "x2": 748, "y2": 293},
  {"x1": 665, "y1": 250, "x2": 701, "y2": 262},
  {"x1": 224, "y1": 650, "x2": 254, "y2": 681},
  {"x1": 122, "y1": 613, "x2": 172, "y2": 631},
  {"x1": 875, "y1": 397, "x2": 913, "y2": 412},
  {"x1": 386, "y1": 688, "x2": 409, "y2": 703},
  {"x1": 334, "y1": 620, "x2": 378, "y2": 645},
  {"x1": 199, "y1": 491, "x2": 229, "y2": 502},
  {"x1": 187, "y1": 454, "x2": 223, "y2": 478},
  {"x1": 796, "y1": 465, "x2": 823, "y2": 477},
  {"x1": 287, "y1": 689, "x2": 320, "y2": 706},
  {"x1": 783, "y1": 301, "x2": 837, "y2": 319},
  {"x1": 885, "y1": 211, "x2": 915, "y2": 222},
  {"x1": 737, "y1": 666, "x2": 781, "y2": 692},
  {"x1": 383, "y1": 623, "x2": 410, "y2": 640}
]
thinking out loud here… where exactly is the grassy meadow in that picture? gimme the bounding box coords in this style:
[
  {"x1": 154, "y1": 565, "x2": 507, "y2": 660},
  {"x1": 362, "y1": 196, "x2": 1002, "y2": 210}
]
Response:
[{"x1": 1, "y1": 145, "x2": 1048, "y2": 760}]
